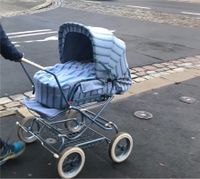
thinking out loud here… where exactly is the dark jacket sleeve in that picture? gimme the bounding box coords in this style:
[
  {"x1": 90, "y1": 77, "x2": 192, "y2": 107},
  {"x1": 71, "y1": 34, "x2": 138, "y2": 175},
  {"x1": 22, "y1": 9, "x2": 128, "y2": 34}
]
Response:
[{"x1": 0, "y1": 24, "x2": 23, "y2": 61}]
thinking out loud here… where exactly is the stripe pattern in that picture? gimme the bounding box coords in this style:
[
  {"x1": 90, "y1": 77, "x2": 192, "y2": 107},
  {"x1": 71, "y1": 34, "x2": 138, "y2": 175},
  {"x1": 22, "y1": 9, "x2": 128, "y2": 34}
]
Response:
[
  {"x1": 34, "y1": 61, "x2": 115, "y2": 108},
  {"x1": 59, "y1": 22, "x2": 132, "y2": 92},
  {"x1": 33, "y1": 23, "x2": 132, "y2": 109}
]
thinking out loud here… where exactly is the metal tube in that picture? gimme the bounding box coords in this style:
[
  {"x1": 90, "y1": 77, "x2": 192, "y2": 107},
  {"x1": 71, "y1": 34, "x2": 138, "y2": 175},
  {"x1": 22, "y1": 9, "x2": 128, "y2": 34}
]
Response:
[
  {"x1": 17, "y1": 121, "x2": 60, "y2": 157},
  {"x1": 76, "y1": 137, "x2": 106, "y2": 147},
  {"x1": 21, "y1": 58, "x2": 45, "y2": 70}
]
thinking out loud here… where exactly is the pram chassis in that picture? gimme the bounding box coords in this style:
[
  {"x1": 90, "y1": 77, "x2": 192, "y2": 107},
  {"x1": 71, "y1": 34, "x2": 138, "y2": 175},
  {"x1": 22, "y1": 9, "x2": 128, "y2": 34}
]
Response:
[{"x1": 17, "y1": 58, "x2": 133, "y2": 179}]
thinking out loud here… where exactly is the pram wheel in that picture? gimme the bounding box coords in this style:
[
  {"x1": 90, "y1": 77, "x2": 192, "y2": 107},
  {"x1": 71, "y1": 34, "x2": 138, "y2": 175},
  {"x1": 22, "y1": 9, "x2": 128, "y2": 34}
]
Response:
[
  {"x1": 57, "y1": 147, "x2": 85, "y2": 179},
  {"x1": 65, "y1": 110, "x2": 85, "y2": 133},
  {"x1": 109, "y1": 132, "x2": 133, "y2": 163},
  {"x1": 17, "y1": 116, "x2": 37, "y2": 143}
]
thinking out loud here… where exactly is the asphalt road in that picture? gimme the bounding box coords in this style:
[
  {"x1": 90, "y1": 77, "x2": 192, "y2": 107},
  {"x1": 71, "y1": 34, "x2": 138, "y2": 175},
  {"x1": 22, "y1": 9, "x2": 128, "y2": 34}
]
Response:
[
  {"x1": 1, "y1": 5, "x2": 200, "y2": 96},
  {"x1": 1, "y1": 77, "x2": 200, "y2": 178}
]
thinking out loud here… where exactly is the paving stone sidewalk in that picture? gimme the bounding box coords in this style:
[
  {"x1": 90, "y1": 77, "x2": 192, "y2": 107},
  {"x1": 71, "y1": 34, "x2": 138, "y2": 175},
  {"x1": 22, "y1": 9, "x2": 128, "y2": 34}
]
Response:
[{"x1": 0, "y1": 55, "x2": 200, "y2": 118}]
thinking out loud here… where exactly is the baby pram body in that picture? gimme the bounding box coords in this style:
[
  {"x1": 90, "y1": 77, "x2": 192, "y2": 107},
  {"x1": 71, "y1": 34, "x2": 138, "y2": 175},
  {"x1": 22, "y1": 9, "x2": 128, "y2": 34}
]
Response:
[
  {"x1": 33, "y1": 23, "x2": 132, "y2": 109},
  {"x1": 17, "y1": 23, "x2": 133, "y2": 179}
]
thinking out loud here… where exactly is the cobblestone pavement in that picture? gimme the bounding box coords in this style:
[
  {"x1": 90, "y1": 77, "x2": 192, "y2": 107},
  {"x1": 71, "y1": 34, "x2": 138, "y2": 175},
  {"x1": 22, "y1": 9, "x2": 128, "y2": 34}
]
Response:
[
  {"x1": 0, "y1": 55, "x2": 200, "y2": 118},
  {"x1": 0, "y1": 0, "x2": 62, "y2": 18},
  {"x1": 1, "y1": 0, "x2": 200, "y2": 28},
  {"x1": 62, "y1": 0, "x2": 200, "y2": 28},
  {"x1": 171, "y1": 0, "x2": 200, "y2": 3}
]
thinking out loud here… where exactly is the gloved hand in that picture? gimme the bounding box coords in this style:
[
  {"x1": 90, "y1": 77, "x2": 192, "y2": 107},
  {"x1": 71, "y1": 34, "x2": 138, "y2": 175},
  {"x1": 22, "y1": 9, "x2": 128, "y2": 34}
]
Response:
[
  {"x1": 13, "y1": 52, "x2": 23, "y2": 62},
  {"x1": 14, "y1": 58, "x2": 22, "y2": 62}
]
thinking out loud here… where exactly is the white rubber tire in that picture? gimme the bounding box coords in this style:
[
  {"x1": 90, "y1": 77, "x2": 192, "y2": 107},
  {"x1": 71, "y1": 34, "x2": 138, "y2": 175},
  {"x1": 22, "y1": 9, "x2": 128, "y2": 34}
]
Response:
[
  {"x1": 109, "y1": 132, "x2": 133, "y2": 163},
  {"x1": 17, "y1": 116, "x2": 37, "y2": 144},
  {"x1": 57, "y1": 147, "x2": 85, "y2": 179}
]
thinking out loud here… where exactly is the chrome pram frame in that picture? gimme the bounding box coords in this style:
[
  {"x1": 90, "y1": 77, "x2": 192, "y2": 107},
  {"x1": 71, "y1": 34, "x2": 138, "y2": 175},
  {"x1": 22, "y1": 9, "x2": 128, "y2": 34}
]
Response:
[{"x1": 17, "y1": 58, "x2": 133, "y2": 179}]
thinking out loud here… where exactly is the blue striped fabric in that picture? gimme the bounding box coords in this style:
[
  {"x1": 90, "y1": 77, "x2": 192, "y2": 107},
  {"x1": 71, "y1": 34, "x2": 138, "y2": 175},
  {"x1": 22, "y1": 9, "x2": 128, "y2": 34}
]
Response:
[
  {"x1": 59, "y1": 22, "x2": 132, "y2": 89},
  {"x1": 32, "y1": 23, "x2": 132, "y2": 110},
  {"x1": 34, "y1": 61, "x2": 115, "y2": 108}
]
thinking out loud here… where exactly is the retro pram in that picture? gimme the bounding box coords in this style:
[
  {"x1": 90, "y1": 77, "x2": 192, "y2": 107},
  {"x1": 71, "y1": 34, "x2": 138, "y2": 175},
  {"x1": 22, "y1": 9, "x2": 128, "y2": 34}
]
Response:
[{"x1": 17, "y1": 22, "x2": 133, "y2": 179}]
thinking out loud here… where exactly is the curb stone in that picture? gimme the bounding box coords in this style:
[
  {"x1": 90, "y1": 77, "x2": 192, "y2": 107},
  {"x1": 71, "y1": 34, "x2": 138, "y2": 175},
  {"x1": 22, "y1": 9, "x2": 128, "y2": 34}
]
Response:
[
  {"x1": 30, "y1": 0, "x2": 53, "y2": 11},
  {"x1": 0, "y1": 108, "x2": 17, "y2": 118},
  {"x1": 0, "y1": 55, "x2": 199, "y2": 118},
  {"x1": 0, "y1": 97, "x2": 12, "y2": 105}
]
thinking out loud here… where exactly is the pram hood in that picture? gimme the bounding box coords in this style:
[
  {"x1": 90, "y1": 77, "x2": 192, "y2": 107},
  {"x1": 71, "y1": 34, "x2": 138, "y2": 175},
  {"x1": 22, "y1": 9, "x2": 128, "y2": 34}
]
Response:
[
  {"x1": 58, "y1": 22, "x2": 132, "y2": 91},
  {"x1": 31, "y1": 23, "x2": 132, "y2": 111}
]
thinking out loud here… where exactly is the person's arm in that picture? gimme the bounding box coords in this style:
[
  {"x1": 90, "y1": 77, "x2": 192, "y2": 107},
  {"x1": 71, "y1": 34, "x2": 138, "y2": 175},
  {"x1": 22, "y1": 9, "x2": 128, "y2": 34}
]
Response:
[{"x1": 0, "y1": 24, "x2": 23, "y2": 62}]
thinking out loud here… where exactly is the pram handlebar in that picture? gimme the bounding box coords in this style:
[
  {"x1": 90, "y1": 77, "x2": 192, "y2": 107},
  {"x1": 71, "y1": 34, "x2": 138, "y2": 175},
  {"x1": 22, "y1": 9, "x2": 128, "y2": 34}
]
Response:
[{"x1": 21, "y1": 58, "x2": 45, "y2": 70}]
